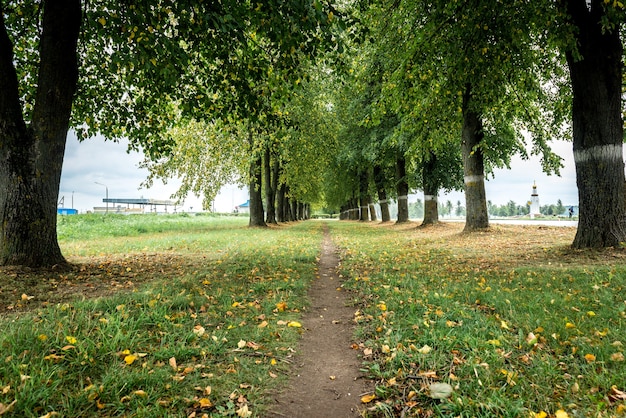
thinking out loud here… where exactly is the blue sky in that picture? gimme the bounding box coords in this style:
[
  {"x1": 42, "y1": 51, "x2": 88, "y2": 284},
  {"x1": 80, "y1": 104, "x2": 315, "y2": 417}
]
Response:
[{"x1": 59, "y1": 132, "x2": 579, "y2": 213}]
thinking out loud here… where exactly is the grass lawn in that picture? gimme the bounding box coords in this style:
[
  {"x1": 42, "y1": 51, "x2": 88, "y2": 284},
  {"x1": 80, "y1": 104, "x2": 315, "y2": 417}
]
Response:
[
  {"x1": 0, "y1": 215, "x2": 624, "y2": 417},
  {"x1": 1, "y1": 214, "x2": 324, "y2": 417},
  {"x1": 331, "y1": 221, "x2": 626, "y2": 417}
]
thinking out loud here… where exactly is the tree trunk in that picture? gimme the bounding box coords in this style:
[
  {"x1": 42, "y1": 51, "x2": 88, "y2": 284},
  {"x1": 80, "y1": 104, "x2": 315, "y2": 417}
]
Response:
[
  {"x1": 276, "y1": 183, "x2": 286, "y2": 222},
  {"x1": 461, "y1": 85, "x2": 489, "y2": 231},
  {"x1": 353, "y1": 197, "x2": 360, "y2": 220},
  {"x1": 291, "y1": 201, "x2": 298, "y2": 221},
  {"x1": 422, "y1": 152, "x2": 440, "y2": 226},
  {"x1": 565, "y1": 1, "x2": 625, "y2": 248},
  {"x1": 369, "y1": 203, "x2": 377, "y2": 221},
  {"x1": 0, "y1": 1, "x2": 81, "y2": 267},
  {"x1": 248, "y1": 132, "x2": 266, "y2": 227},
  {"x1": 373, "y1": 165, "x2": 390, "y2": 222},
  {"x1": 263, "y1": 145, "x2": 277, "y2": 224},
  {"x1": 298, "y1": 202, "x2": 304, "y2": 220},
  {"x1": 395, "y1": 155, "x2": 409, "y2": 223},
  {"x1": 359, "y1": 169, "x2": 370, "y2": 221}
]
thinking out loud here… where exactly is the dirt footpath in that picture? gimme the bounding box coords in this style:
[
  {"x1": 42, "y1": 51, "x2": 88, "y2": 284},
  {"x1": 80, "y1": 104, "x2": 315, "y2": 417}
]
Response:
[{"x1": 268, "y1": 226, "x2": 375, "y2": 417}]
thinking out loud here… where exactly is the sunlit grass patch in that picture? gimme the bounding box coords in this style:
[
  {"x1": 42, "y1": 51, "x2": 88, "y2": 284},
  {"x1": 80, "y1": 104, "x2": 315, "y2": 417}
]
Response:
[{"x1": 331, "y1": 221, "x2": 626, "y2": 417}]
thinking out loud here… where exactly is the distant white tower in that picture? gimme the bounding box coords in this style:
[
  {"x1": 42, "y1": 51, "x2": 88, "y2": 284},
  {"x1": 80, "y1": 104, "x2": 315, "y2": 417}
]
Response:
[{"x1": 529, "y1": 181, "x2": 540, "y2": 217}]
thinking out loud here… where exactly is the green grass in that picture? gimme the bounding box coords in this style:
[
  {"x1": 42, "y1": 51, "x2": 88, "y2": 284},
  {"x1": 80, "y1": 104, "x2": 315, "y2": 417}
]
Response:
[
  {"x1": 329, "y1": 221, "x2": 626, "y2": 417},
  {"x1": 2, "y1": 216, "x2": 625, "y2": 417},
  {"x1": 0, "y1": 215, "x2": 324, "y2": 417}
]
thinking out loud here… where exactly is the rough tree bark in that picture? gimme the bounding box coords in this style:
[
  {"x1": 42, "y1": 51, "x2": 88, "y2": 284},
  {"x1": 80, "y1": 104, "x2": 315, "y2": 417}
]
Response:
[
  {"x1": 461, "y1": 85, "x2": 489, "y2": 231},
  {"x1": 422, "y1": 152, "x2": 440, "y2": 226},
  {"x1": 373, "y1": 165, "x2": 390, "y2": 222},
  {"x1": 0, "y1": 1, "x2": 81, "y2": 267},
  {"x1": 565, "y1": 0, "x2": 625, "y2": 248},
  {"x1": 395, "y1": 155, "x2": 410, "y2": 223}
]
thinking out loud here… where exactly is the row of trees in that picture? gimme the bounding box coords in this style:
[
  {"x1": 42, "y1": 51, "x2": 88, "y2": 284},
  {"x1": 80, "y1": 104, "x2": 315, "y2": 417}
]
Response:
[
  {"x1": 0, "y1": 0, "x2": 624, "y2": 268},
  {"x1": 344, "y1": 198, "x2": 571, "y2": 220},
  {"x1": 324, "y1": 0, "x2": 623, "y2": 248},
  {"x1": 0, "y1": 0, "x2": 342, "y2": 266}
]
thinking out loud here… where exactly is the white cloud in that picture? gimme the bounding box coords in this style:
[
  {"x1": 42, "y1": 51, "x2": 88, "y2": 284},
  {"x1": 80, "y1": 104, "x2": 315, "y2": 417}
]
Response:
[
  {"x1": 59, "y1": 133, "x2": 247, "y2": 213},
  {"x1": 440, "y1": 140, "x2": 579, "y2": 207}
]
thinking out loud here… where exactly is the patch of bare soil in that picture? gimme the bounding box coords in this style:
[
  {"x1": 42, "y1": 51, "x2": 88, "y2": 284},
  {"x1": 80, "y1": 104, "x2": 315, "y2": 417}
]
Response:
[
  {"x1": 268, "y1": 226, "x2": 375, "y2": 418},
  {"x1": 0, "y1": 253, "x2": 192, "y2": 314}
]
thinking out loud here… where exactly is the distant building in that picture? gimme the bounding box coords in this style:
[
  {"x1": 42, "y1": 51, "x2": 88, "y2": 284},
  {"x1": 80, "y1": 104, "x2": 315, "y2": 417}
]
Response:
[
  {"x1": 57, "y1": 208, "x2": 78, "y2": 215},
  {"x1": 235, "y1": 200, "x2": 250, "y2": 214},
  {"x1": 529, "y1": 182, "x2": 540, "y2": 217}
]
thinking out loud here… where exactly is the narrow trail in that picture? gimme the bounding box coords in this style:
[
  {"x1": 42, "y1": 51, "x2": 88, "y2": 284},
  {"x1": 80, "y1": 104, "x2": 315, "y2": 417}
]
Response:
[{"x1": 268, "y1": 224, "x2": 374, "y2": 417}]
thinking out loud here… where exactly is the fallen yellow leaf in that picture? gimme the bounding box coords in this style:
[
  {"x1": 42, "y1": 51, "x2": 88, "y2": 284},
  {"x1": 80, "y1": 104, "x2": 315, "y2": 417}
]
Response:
[
  {"x1": 361, "y1": 394, "x2": 376, "y2": 403},
  {"x1": 584, "y1": 353, "x2": 596, "y2": 362},
  {"x1": 198, "y1": 397, "x2": 213, "y2": 408},
  {"x1": 417, "y1": 345, "x2": 432, "y2": 354},
  {"x1": 236, "y1": 404, "x2": 252, "y2": 417},
  {"x1": 555, "y1": 410, "x2": 569, "y2": 418},
  {"x1": 169, "y1": 357, "x2": 177, "y2": 370},
  {"x1": 287, "y1": 321, "x2": 302, "y2": 328},
  {"x1": 193, "y1": 325, "x2": 206, "y2": 337},
  {"x1": 124, "y1": 354, "x2": 137, "y2": 365}
]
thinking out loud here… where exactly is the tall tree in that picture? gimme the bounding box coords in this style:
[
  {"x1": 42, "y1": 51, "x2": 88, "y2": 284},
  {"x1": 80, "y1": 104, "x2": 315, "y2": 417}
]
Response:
[
  {"x1": 362, "y1": 0, "x2": 566, "y2": 232},
  {"x1": 0, "y1": 0, "x2": 81, "y2": 267},
  {"x1": 140, "y1": 118, "x2": 248, "y2": 210},
  {"x1": 373, "y1": 164, "x2": 391, "y2": 222},
  {"x1": 0, "y1": 1, "x2": 339, "y2": 267},
  {"x1": 461, "y1": 85, "x2": 489, "y2": 230},
  {"x1": 395, "y1": 154, "x2": 410, "y2": 223},
  {"x1": 248, "y1": 129, "x2": 266, "y2": 227},
  {"x1": 559, "y1": 0, "x2": 625, "y2": 247}
]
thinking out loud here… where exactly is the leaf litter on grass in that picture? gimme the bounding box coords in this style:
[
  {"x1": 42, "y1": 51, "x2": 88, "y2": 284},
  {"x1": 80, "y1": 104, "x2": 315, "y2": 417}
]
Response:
[
  {"x1": 0, "y1": 216, "x2": 326, "y2": 417},
  {"x1": 332, "y1": 221, "x2": 626, "y2": 417}
]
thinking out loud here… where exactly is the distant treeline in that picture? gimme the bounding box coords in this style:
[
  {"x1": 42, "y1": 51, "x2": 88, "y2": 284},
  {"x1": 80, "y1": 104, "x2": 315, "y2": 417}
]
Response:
[{"x1": 403, "y1": 199, "x2": 570, "y2": 218}]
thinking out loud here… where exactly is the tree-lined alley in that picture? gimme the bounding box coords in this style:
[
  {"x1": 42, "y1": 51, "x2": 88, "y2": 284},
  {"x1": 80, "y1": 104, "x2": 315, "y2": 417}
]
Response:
[{"x1": 0, "y1": 0, "x2": 624, "y2": 267}]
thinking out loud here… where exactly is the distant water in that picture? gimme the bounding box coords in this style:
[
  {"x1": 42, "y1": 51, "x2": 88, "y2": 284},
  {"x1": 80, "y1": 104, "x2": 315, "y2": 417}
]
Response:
[
  {"x1": 489, "y1": 219, "x2": 577, "y2": 227},
  {"x1": 439, "y1": 218, "x2": 578, "y2": 227}
]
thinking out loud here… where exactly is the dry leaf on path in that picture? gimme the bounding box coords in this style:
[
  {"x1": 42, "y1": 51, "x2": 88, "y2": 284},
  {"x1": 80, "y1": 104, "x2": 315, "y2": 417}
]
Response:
[{"x1": 361, "y1": 394, "x2": 376, "y2": 403}]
